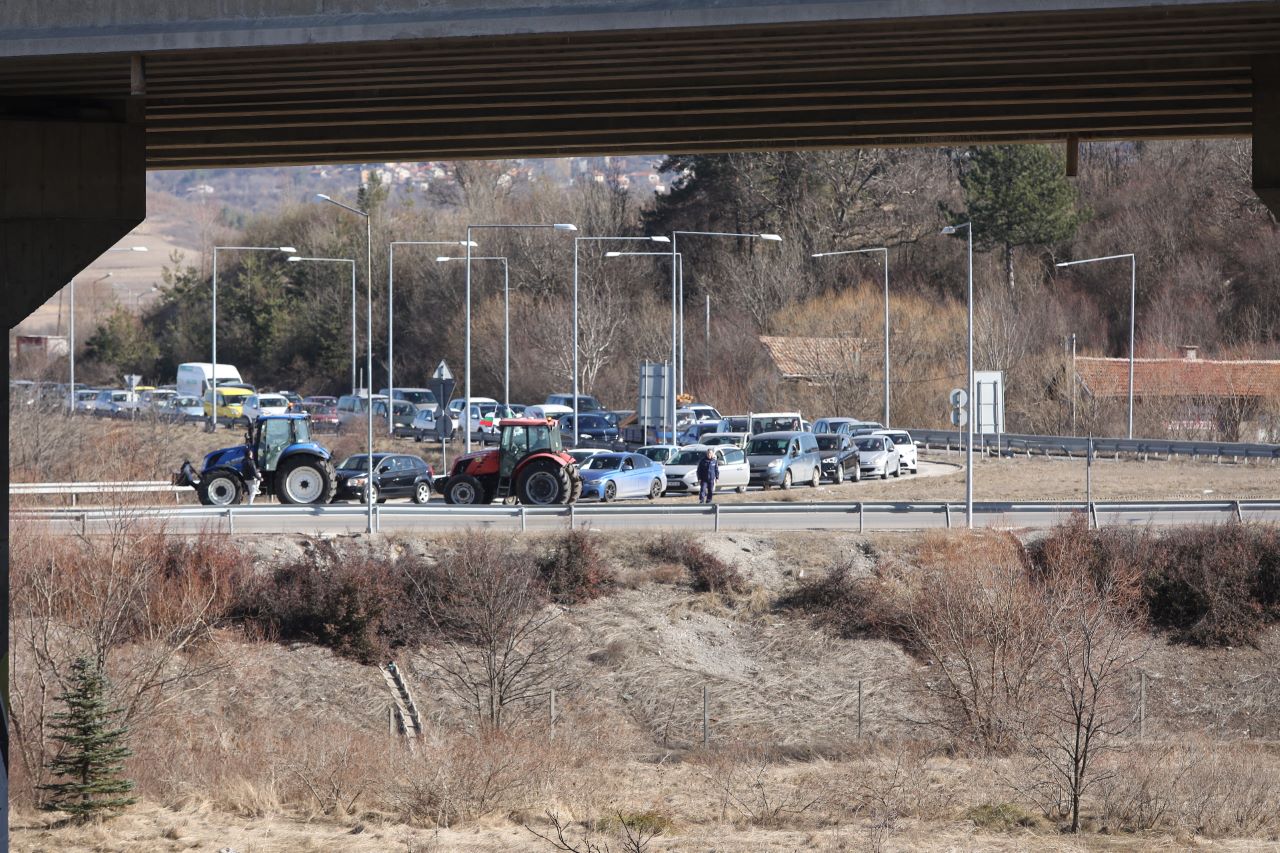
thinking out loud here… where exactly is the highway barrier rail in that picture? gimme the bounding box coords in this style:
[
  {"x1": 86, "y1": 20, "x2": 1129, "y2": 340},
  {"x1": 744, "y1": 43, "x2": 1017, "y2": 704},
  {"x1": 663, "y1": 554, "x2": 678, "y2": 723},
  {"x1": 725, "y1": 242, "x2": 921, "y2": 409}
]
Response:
[
  {"x1": 10, "y1": 480, "x2": 186, "y2": 505},
  {"x1": 13, "y1": 499, "x2": 1280, "y2": 536},
  {"x1": 905, "y1": 429, "x2": 1280, "y2": 461}
]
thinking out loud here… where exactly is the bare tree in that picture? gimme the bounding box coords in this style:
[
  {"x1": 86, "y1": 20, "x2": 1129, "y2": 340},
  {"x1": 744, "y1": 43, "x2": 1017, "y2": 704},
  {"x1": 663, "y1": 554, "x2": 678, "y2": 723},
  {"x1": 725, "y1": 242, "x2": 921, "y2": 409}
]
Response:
[{"x1": 406, "y1": 534, "x2": 574, "y2": 730}]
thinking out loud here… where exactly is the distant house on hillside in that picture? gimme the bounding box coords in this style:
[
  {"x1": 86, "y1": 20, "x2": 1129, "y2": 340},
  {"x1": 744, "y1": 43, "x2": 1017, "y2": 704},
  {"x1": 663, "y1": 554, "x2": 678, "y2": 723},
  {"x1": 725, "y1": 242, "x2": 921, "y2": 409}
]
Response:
[
  {"x1": 1074, "y1": 346, "x2": 1280, "y2": 440},
  {"x1": 758, "y1": 335, "x2": 863, "y2": 383}
]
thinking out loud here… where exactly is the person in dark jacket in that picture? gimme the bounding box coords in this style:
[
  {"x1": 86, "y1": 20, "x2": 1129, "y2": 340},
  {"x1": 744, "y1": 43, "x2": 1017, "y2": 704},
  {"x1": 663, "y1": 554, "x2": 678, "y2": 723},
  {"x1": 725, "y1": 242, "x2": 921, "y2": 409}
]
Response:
[{"x1": 695, "y1": 448, "x2": 719, "y2": 504}]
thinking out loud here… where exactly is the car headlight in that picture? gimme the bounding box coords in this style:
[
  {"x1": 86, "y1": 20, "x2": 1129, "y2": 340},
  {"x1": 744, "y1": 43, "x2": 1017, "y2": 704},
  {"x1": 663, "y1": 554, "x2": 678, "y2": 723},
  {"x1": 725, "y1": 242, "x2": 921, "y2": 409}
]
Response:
[
  {"x1": 767, "y1": 459, "x2": 783, "y2": 469},
  {"x1": 349, "y1": 477, "x2": 367, "y2": 487},
  {"x1": 823, "y1": 457, "x2": 835, "y2": 464}
]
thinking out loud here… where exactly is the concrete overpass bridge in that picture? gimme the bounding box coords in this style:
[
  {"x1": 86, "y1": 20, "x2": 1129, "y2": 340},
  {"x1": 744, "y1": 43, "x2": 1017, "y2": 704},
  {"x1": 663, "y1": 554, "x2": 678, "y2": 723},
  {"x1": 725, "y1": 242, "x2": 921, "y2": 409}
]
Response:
[{"x1": 2, "y1": 0, "x2": 1279, "y2": 326}]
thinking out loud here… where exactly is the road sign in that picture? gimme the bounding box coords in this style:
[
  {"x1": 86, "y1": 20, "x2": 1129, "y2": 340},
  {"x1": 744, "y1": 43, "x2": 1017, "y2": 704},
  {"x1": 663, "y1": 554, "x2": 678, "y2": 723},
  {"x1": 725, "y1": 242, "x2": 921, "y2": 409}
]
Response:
[
  {"x1": 949, "y1": 388, "x2": 968, "y2": 408},
  {"x1": 950, "y1": 408, "x2": 968, "y2": 427},
  {"x1": 431, "y1": 377, "x2": 456, "y2": 421},
  {"x1": 437, "y1": 412, "x2": 454, "y2": 440},
  {"x1": 432, "y1": 360, "x2": 453, "y2": 381},
  {"x1": 124, "y1": 374, "x2": 141, "y2": 390}
]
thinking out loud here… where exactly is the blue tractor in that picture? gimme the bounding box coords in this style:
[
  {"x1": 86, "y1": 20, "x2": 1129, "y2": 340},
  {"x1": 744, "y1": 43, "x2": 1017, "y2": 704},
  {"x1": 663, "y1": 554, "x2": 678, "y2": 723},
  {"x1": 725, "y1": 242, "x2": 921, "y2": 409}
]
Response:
[{"x1": 174, "y1": 413, "x2": 337, "y2": 506}]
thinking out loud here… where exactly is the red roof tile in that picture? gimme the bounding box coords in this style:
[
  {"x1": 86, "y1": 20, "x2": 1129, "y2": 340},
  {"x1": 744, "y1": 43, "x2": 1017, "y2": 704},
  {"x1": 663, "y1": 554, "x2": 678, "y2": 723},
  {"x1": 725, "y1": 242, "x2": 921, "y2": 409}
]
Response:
[{"x1": 1076, "y1": 356, "x2": 1280, "y2": 399}]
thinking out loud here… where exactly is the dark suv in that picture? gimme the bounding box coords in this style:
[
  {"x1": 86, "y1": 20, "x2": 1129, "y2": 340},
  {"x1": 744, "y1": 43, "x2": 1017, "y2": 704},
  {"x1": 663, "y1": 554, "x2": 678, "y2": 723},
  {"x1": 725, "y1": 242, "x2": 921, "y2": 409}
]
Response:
[{"x1": 335, "y1": 452, "x2": 435, "y2": 504}]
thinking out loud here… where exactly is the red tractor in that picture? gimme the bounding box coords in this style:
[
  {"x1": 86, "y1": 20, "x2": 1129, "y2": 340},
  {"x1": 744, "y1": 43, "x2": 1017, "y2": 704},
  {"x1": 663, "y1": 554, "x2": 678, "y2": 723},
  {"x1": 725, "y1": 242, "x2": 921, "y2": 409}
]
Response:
[{"x1": 440, "y1": 417, "x2": 583, "y2": 505}]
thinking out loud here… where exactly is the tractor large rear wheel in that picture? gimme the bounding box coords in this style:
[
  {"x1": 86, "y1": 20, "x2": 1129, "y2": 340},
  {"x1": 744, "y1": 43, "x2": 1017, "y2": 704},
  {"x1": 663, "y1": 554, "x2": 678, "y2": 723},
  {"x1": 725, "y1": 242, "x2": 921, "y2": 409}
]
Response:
[
  {"x1": 444, "y1": 474, "x2": 486, "y2": 505},
  {"x1": 517, "y1": 459, "x2": 572, "y2": 506},
  {"x1": 198, "y1": 471, "x2": 243, "y2": 506},
  {"x1": 277, "y1": 456, "x2": 337, "y2": 505}
]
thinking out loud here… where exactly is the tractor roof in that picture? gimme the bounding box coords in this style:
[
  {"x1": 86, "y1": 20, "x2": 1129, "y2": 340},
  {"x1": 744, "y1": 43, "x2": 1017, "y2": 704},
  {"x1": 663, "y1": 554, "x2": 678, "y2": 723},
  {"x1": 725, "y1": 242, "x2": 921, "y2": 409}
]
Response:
[{"x1": 500, "y1": 417, "x2": 558, "y2": 427}]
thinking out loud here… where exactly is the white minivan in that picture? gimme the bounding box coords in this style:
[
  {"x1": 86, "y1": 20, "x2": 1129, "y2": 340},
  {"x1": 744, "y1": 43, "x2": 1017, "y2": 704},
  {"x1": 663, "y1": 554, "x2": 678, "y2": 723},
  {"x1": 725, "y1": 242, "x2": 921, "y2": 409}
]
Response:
[{"x1": 176, "y1": 362, "x2": 243, "y2": 399}]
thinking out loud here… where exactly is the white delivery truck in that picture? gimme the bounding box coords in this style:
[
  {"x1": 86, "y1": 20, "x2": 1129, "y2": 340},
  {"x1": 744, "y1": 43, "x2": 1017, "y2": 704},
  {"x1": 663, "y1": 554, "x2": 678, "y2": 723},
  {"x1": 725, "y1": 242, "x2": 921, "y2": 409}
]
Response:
[{"x1": 176, "y1": 363, "x2": 243, "y2": 399}]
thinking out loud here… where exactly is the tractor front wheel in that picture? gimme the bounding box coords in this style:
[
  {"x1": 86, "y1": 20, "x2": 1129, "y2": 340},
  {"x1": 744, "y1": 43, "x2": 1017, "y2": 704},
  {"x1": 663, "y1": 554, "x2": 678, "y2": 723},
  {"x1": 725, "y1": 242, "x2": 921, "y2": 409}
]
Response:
[
  {"x1": 517, "y1": 459, "x2": 572, "y2": 505},
  {"x1": 277, "y1": 457, "x2": 337, "y2": 505},
  {"x1": 198, "y1": 471, "x2": 243, "y2": 506},
  {"x1": 444, "y1": 474, "x2": 486, "y2": 505}
]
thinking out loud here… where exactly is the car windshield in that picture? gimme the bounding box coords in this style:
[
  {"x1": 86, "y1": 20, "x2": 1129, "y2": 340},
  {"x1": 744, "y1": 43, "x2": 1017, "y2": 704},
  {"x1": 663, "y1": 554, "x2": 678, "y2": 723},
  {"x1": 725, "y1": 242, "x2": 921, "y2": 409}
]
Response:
[
  {"x1": 398, "y1": 390, "x2": 436, "y2": 405},
  {"x1": 673, "y1": 450, "x2": 711, "y2": 465},
  {"x1": 638, "y1": 447, "x2": 671, "y2": 462},
  {"x1": 855, "y1": 438, "x2": 881, "y2": 451},
  {"x1": 753, "y1": 417, "x2": 799, "y2": 433},
  {"x1": 259, "y1": 396, "x2": 286, "y2": 407},
  {"x1": 889, "y1": 434, "x2": 911, "y2": 445},
  {"x1": 585, "y1": 456, "x2": 623, "y2": 470},
  {"x1": 393, "y1": 401, "x2": 415, "y2": 414},
  {"x1": 339, "y1": 455, "x2": 375, "y2": 471},
  {"x1": 817, "y1": 437, "x2": 843, "y2": 450},
  {"x1": 748, "y1": 438, "x2": 790, "y2": 455}
]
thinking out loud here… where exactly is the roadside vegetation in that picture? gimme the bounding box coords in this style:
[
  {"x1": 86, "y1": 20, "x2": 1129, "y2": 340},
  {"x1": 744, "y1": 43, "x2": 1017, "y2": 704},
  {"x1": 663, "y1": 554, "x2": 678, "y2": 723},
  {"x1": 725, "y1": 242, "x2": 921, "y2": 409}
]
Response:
[{"x1": 10, "y1": 518, "x2": 1280, "y2": 850}]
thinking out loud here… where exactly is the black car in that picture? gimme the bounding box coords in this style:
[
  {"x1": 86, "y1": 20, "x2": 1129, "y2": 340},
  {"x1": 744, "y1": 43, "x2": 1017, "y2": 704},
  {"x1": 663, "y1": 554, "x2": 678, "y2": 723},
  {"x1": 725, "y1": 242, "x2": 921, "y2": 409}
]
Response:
[
  {"x1": 335, "y1": 452, "x2": 435, "y2": 504},
  {"x1": 815, "y1": 433, "x2": 862, "y2": 484},
  {"x1": 559, "y1": 412, "x2": 620, "y2": 442}
]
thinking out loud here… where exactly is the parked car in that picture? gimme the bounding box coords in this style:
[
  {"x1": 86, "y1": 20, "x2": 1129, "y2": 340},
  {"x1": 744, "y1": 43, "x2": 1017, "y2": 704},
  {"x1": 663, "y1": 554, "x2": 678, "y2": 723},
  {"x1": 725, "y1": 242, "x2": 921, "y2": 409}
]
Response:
[
  {"x1": 847, "y1": 421, "x2": 886, "y2": 437},
  {"x1": 203, "y1": 387, "x2": 254, "y2": 425},
  {"x1": 683, "y1": 403, "x2": 723, "y2": 423},
  {"x1": 812, "y1": 417, "x2": 862, "y2": 436},
  {"x1": 545, "y1": 393, "x2": 605, "y2": 412},
  {"x1": 559, "y1": 412, "x2": 620, "y2": 442},
  {"x1": 334, "y1": 452, "x2": 435, "y2": 504},
  {"x1": 336, "y1": 393, "x2": 388, "y2": 431},
  {"x1": 716, "y1": 415, "x2": 751, "y2": 434},
  {"x1": 169, "y1": 395, "x2": 206, "y2": 423},
  {"x1": 875, "y1": 429, "x2": 918, "y2": 473},
  {"x1": 637, "y1": 445, "x2": 681, "y2": 465},
  {"x1": 749, "y1": 412, "x2": 804, "y2": 434},
  {"x1": 93, "y1": 389, "x2": 141, "y2": 418},
  {"x1": 678, "y1": 421, "x2": 723, "y2": 445},
  {"x1": 746, "y1": 430, "x2": 823, "y2": 490},
  {"x1": 304, "y1": 395, "x2": 338, "y2": 406},
  {"x1": 242, "y1": 393, "x2": 291, "y2": 422},
  {"x1": 276, "y1": 390, "x2": 304, "y2": 410},
  {"x1": 525, "y1": 403, "x2": 573, "y2": 421},
  {"x1": 566, "y1": 448, "x2": 603, "y2": 465},
  {"x1": 70, "y1": 388, "x2": 100, "y2": 413},
  {"x1": 855, "y1": 434, "x2": 901, "y2": 479},
  {"x1": 373, "y1": 398, "x2": 418, "y2": 437},
  {"x1": 701, "y1": 432, "x2": 749, "y2": 448},
  {"x1": 380, "y1": 387, "x2": 438, "y2": 412},
  {"x1": 815, "y1": 433, "x2": 862, "y2": 484},
  {"x1": 577, "y1": 452, "x2": 666, "y2": 502},
  {"x1": 664, "y1": 444, "x2": 749, "y2": 495},
  {"x1": 301, "y1": 401, "x2": 340, "y2": 432},
  {"x1": 140, "y1": 389, "x2": 178, "y2": 413}
]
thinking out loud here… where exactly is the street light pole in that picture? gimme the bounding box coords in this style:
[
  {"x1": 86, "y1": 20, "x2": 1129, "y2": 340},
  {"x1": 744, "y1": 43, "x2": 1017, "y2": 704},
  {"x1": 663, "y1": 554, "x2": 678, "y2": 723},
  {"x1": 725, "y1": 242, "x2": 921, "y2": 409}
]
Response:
[
  {"x1": 811, "y1": 246, "x2": 891, "y2": 426},
  {"x1": 210, "y1": 245, "x2": 294, "y2": 430},
  {"x1": 463, "y1": 223, "x2": 577, "y2": 453},
  {"x1": 388, "y1": 240, "x2": 476, "y2": 432},
  {"x1": 1056, "y1": 253, "x2": 1137, "y2": 439},
  {"x1": 573, "y1": 234, "x2": 670, "y2": 440},
  {"x1": 670, "y1": 230, "x2": 782, "y2": 437},
  {"x1": 941, "y1": 223, "x2": 974, "y2": 529},
  {"x1": 317, "y1": 193, "x2": 374, "y2": 534},
  {"x1": 436, "y1": 256, "x2": 510, "y2": 407}
]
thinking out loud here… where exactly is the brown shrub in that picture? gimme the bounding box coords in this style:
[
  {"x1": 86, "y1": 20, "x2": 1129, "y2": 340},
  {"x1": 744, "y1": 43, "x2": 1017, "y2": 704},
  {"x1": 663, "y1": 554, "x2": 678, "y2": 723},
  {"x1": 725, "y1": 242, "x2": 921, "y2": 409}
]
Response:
[
  {"x1": 646, "y1": 534, "x2": 746, "y2": 595},
  {"x1": 535, "y1": 529, "x2": 614, "y2": 604},
  {"x1": 776, "y1": 558, "x2": 879, "y2": 638}
]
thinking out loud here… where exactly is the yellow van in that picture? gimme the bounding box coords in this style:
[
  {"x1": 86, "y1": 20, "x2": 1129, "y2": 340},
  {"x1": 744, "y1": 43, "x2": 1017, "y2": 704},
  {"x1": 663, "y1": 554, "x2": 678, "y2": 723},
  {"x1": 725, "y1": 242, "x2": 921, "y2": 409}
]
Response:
[{"x1": 204, "y1": 387, "x2": 254, "y2": 425}]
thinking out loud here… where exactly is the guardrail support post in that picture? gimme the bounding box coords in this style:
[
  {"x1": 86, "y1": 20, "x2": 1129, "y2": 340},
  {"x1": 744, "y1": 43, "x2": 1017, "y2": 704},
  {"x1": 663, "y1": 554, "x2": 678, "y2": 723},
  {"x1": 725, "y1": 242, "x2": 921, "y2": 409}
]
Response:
[
  {"x1": 944, "y1": 502, "x2": 951, "y2": 529},
  {"x1": 70, "y1": 493, "x2": 77, "y2": 508},
  {"x1": 568, "y1": 504, "x2": 575, "y2": 530},
  {"x1": 520, "y1": 505, "x2": 527, "y2": 532},
  {"x1": 858, "y1": 502, "x2": 864, "y2": 534},
  {"x1": 713, "y1": 503, "x2": 720, "y2": 532},
  {"x1": 375, "y1": 504, "x2": 381, "y2": 533},
  {"x1": 81, "y1": 513, "x2": 87, "y2": 535},
  {"x1": 1089, "y1": 502, "x2": 1098, "y2": 530},
  {"x1": 227, "y1": 507, "x2": 234, "y2": 534},
  {"x1": 1234, "y1": 500, "x2": 1243, "y2": 522}
]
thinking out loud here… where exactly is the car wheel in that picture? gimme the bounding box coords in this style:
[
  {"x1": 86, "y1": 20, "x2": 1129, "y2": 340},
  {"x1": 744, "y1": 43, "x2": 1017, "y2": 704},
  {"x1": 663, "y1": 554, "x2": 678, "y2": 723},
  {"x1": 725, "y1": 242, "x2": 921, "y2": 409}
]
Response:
[
  {"x1": 781, "y1": 470, "x2": 793, "y2": 490},
  {"x1": 413, "y1": 481, "x2": 432, "y2": 504},
  {"x1": 649, "y1": 479, "x2": 663, "y2": 500},
  {"x1": 198, "y1": 472, "x2": 243, "y2": 506},
  {"x1": 362, "y1": 483, "x2": 380, "y2": 505},
  {"x1": 881, "y1": 467, "x2": 889, "y2": 480},
  {"x1": 833, "y1": 464, "x2": 845, "y2": 485},
  {"x1": 603, "y1": 480, "x2": 618, "y2": 502},
  {"x1": 892, "y1": 462, "x2": 901, "y2": 478},
  {"x1": 810, "y1": 466, "x2": 821, "y2": 488}
]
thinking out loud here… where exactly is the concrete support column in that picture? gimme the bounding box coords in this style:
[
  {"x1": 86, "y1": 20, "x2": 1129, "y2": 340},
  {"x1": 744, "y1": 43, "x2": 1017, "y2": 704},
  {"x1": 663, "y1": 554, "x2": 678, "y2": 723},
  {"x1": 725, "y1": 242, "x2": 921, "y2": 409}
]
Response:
[
  {"x1": 1255, "y1": 55, "x2": 1280, "y2": 219},
  {"x1": 1, "y1": 109, "x2": 145, "y2": 329}
]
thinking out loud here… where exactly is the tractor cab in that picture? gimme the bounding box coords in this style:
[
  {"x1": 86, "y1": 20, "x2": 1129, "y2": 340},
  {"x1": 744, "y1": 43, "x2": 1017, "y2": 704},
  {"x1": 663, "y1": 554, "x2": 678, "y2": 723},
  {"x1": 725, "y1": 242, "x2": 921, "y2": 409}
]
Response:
[
  {"x1": 498, "y1": 420, "x2": 563, "y2": 478},
  {"x1": 441, "y1": 417, "x2": 582, "y2": 505},
  {"x1": 253, "y1": 414, "x2": 313, "y2": 472}
]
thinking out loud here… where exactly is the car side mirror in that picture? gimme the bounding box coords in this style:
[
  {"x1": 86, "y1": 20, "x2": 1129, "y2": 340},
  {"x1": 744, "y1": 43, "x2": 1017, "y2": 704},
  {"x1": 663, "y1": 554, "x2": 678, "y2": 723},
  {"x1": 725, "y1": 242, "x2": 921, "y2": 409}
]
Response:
[{"x1": 790, "y1": 447, "x2": 799, "y2": 458}]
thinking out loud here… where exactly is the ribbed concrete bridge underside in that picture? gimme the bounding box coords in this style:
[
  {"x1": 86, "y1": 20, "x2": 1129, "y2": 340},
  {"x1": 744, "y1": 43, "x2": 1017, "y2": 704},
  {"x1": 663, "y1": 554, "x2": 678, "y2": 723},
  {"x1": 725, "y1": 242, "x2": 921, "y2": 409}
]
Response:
[{"x1": 1, "y1": 1, "x2": 1279, "y2": 326}]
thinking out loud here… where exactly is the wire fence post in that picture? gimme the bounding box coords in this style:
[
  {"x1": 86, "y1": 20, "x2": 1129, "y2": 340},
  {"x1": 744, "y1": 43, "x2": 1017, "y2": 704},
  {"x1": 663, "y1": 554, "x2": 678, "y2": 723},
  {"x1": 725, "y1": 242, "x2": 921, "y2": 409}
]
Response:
[
  {"x1": 550, "y1": 687, "x2": 557, "y2": 736},
  {"x1": 1139, "y1": 670, "x2": 1147, "y2": 740},
  {"x1": 857, "y1": 679, "x2": 864, "y2": 739},
  {"x1": 702, "y1": 684, "x2": 709, "y2": 747}
]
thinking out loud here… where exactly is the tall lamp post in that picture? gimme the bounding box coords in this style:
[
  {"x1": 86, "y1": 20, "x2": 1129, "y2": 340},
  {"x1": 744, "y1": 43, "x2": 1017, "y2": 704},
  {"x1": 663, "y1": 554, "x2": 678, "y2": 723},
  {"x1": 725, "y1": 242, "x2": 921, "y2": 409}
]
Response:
[
  {"x1": 210, "y1": 245, "x2": 295, "y2": 430},
  {"x1": 286, "y1": 256, "x2": 357, "y2": 393},
  {"x1": 462, "y1": 223, "x2": 577, "y2": 452},
  {"x1": 605, "y1": 250, "x2": 683, "y2": 444},
  {"x1": 1055, "y1": 253, "x2": 1137, "y2": 439},
  {"x1": 436, "y1": 255, "x2": 510, "y2": 408},
  {"x1": 388, "y1": 239, "x2": 476, "y2": 432},
  {"x1": 669, "y1": 231, "x2": 782, "y2": 435},
  {"x1": 940, "y1": 222, "x2": 974, "y2": 529},
  {"x1": 316, "y1": 192, "x2": 374, "y2": 534},
  {"x1": 572, "y1": 234, "x2": 669, "y2": 443},
  {"x1": 812, "y1": 246, "x2": 892, "y2": 426}
]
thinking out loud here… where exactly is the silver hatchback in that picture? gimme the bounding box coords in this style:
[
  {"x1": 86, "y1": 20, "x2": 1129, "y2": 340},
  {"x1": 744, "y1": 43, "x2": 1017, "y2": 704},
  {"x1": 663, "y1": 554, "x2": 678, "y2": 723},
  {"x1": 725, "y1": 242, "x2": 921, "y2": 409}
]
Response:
[{"x1": 746, "y1": 430, "x2": 823, "y2": 490}]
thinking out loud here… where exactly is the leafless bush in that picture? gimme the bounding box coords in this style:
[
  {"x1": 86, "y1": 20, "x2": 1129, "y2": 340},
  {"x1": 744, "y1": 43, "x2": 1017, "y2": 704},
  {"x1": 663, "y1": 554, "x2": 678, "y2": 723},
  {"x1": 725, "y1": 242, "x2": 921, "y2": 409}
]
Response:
[
  {"x1": 696, "y1": 743, "x2": 825, "y2": 829},
  {"x1": 646, "y1": 534, "x2": 745, "y2": 595}
]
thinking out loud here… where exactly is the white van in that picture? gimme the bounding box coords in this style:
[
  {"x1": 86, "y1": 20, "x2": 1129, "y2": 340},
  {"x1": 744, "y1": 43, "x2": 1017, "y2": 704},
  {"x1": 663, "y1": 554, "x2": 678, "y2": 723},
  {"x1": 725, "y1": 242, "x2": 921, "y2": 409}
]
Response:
[
  {"x1": 749, "y1": 411, "x2": 804, "y2": 435},
  {"x1": 176, "y1": 363, "x2": 243, "y2": 399},
  {"x1": 525, "y1": 403, "x2": 573, "y2": 421}
]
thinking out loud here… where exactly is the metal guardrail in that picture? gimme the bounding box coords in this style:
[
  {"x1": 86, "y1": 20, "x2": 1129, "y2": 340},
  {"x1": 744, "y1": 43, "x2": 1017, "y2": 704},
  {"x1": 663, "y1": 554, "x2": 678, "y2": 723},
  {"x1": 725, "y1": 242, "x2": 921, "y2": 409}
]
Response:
[
  {"x1": 14, "y1": 499, "x2": 1280, "y2": 535},
  {"x1": 10, "y1": 480, "x2": 186, "y2": 505},
  {"x1": 905, "y1": 428, "x2": 1280, "y2": 461}
]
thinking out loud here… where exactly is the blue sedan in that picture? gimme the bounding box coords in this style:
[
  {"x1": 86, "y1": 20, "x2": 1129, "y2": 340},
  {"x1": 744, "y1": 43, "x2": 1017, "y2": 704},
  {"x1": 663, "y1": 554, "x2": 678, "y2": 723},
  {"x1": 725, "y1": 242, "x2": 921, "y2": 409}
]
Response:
[{"x1": 578, "y1": 452, "x2": 667, "y2": 502}]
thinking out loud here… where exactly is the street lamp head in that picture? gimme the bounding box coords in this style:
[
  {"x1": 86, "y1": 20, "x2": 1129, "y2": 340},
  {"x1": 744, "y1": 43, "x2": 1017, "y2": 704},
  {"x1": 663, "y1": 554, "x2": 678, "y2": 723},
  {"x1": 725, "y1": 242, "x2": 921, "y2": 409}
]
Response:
[
  {"x1": 287, "y1": 256, "x2": 302, "y2": 262},
  {"x1": 941, "y1": 223, "x2": 970, "y2": 235},
  {"x1": 604, "y1": 251, "x2": 622, "y2": 258},
  {"x1": 130, "y1": 246, "x2": 149, "y2": 252},
  {"x1": 649, "y1": 235, "x2": 671, "y2": 243},
  {"x1": 553, "y1": 223, "x2": 578, "y2": 231},
  {"x1": 316, "y1": 194, "x2": 331, "y2": 201},
  {"x1": 758, "y1": 233, "x2": 783, "y2": 241},
  {"x1": 940, "y1": 225, "x2": 958, "y2": 235},
  {"x1": 279, "y1": 246, "x2": 297, "y2": 253},
  {"x1": 463, "y1": 240, "x2": 479, "y2": 247},
  {"x1": 435, "y1": 256, "x2": 455, "y2": 263}
]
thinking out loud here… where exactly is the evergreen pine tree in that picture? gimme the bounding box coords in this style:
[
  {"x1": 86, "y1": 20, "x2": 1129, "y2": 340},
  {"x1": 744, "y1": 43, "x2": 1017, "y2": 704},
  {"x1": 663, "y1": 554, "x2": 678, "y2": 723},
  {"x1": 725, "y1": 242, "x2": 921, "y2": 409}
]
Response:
[
  {"x1": 952, "y1": 144, "x2": 1083, "y2": 294},
  {"x1": 38, "y1": 656, "x2": 137, "y2": 821}
]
